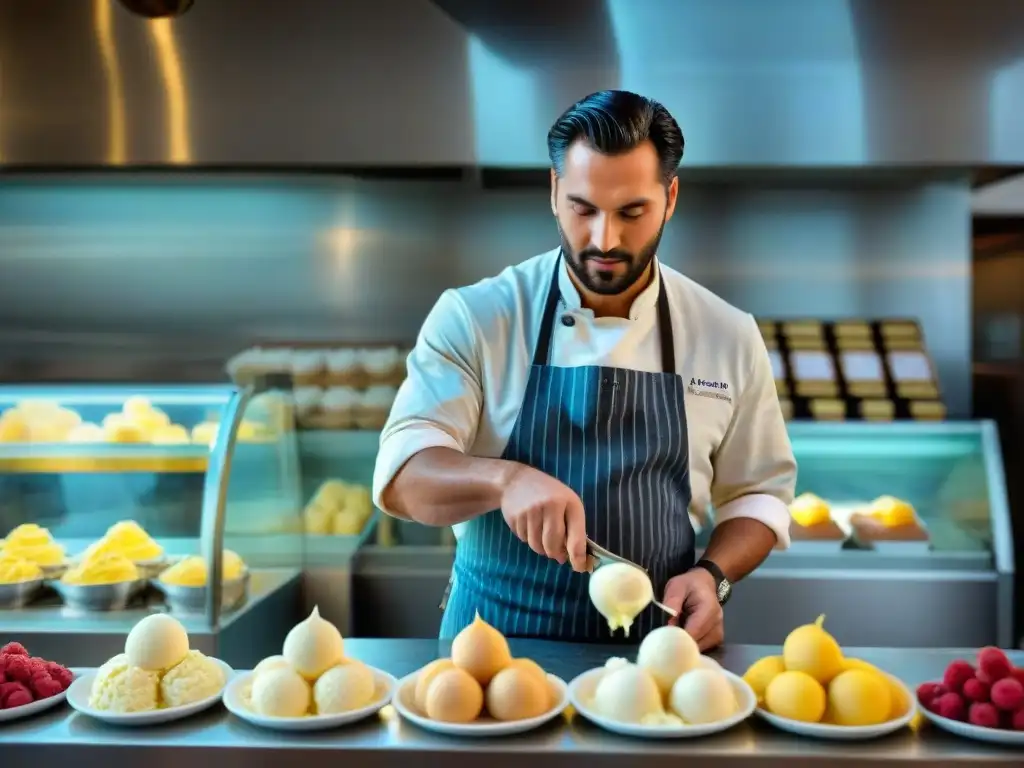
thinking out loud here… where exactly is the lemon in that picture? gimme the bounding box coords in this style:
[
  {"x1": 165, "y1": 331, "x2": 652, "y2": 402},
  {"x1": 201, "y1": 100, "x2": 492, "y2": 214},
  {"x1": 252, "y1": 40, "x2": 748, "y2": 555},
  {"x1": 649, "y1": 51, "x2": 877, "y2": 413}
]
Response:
[
  {"x1": 842, "y1": 658, "x2": 910, "y2": 719},
  {"x1": 743, "y1": 656, "x2": 786, "y2": 701},
  {"x1": 827, "y1": 669, "x2": 892, "y2": 726},
  {"x1": 782, "y1": 614, "x2": 844, "y2": 685},
  {"x1": 765, "y1": 670, "x2": 826, "y2": 722}
]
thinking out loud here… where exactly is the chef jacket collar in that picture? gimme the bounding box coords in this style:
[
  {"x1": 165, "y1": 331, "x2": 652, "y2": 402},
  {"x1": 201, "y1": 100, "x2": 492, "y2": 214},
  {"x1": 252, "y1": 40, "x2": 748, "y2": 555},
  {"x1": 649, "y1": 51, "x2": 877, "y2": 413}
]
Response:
[{"x1": 557, "y1": 254, "x2": 662, "y2": 321}]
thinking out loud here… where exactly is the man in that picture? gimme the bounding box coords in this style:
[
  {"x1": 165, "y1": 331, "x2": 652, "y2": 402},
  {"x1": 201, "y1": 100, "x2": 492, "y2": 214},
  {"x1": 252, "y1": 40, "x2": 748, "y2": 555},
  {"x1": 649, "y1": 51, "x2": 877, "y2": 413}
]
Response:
[{"x1": 373, "y1": 90, "x2": 796, "y2": 649}]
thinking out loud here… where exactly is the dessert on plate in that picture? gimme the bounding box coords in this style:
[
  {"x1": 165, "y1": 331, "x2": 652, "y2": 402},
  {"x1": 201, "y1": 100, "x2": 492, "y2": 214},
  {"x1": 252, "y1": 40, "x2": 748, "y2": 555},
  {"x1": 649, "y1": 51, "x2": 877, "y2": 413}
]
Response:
[
  {"x1": 850, "y1": 496, "x2": 928, "y2": 543},
  {"x1": 0, "y1": 524, "x2": 66, "y2": 570},
  {"x1": 88, "y1": 614, "x2": 226, "y2": 713},
  {"x1": 0, "y1": 642, "x2": 74, "y2": 710},
  {"x1": 244, "y1": 606, "x2": 383, "y2": 717},
  {"x1": 788, "y1": 493, "x2": 846, "y2": 542}
]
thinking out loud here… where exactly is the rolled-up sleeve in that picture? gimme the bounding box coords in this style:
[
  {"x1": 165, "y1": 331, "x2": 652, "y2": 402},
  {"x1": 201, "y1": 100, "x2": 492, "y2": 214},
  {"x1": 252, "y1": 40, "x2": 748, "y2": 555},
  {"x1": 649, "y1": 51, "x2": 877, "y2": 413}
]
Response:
[
  {"x1": 710, "y1": 314, "x2": 796, "y2": 549},
  {"x1": 372, "y1": 289, "x2": 484, "y2": 517}
]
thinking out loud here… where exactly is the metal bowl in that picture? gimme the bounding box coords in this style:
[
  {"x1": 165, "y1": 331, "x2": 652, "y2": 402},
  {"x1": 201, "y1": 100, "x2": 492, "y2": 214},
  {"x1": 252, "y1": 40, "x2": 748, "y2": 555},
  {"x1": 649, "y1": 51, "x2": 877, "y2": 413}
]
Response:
[
  {"x1": 156, "y1": 572, "x2": 249, "y2": 614},
  {"x1": 0, "y1": 578, "x2": 45, "y2": 609},
  {"x1": 155, "y1": 570, "x2": 250, "y2": 614},
  {"x1": 51, "y1": 579, "x2": 148, "y2": 611}
]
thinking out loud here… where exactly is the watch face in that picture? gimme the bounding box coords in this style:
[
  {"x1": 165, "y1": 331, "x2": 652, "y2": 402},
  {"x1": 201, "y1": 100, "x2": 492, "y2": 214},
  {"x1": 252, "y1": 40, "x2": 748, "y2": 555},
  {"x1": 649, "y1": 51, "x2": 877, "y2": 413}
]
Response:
[{"x1": 717, "y1": 579, "x2": 732, "y2": 604}]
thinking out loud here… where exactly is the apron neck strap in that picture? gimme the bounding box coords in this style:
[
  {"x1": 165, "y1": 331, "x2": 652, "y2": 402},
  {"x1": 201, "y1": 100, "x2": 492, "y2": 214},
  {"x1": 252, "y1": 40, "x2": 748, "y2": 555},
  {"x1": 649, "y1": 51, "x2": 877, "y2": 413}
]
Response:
[{"x1": 534, "y1": 254, "x2": 676, "y2": 374}]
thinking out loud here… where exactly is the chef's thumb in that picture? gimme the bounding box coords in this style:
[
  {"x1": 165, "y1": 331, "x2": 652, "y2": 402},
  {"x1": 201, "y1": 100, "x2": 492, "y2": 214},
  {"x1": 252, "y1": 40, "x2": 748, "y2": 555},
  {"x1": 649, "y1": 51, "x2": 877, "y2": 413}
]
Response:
[
  {"x1": 662, "y1": 581, "x2": 686, "y2": 626},
  {"x1": 564, "y1": 499, "x2": 588, "y2": 573}
]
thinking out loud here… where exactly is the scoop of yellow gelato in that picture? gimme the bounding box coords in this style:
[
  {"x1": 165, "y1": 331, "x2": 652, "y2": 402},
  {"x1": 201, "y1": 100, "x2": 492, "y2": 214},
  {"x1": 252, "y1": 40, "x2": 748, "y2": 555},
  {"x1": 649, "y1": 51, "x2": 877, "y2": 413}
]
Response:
[
  {"x1": 88, "y1": 654, "x2": 160, "y2": 713},
  {"x1": 790, "y1": 493, "x2": 831, "y2": 527},
  {"x1": 159, "y1": 550, "x2": 245, "y2": 587},
  {"x1": 0, "y1": 523, "x2": 66, "y2": 566},
  {"x1": 0, "y1": 554, "x2": 43, "y2": 584},
  {"x1": 62, "y1": 551, "x2": 139, "y2": 585},
  {"x1": 160, "y1": 649, "x2": 226, "y2": 707},
  {"x1": 86, "y1": 520, "x2": 164, "y2": 562},
  {"x1": 867, "y1": 496, "x2": 916, "y2": 528}
]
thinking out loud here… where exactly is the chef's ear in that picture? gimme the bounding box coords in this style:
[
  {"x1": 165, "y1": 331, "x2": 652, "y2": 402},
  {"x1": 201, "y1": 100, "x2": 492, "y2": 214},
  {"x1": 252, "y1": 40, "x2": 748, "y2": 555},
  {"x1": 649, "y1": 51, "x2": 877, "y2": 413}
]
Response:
[
  {"x1": 549, "y1": 170, "x2": 558, "y2": 216},
  {"x1": 664, "y1": 176, "x2": 680, "y2": 222}
]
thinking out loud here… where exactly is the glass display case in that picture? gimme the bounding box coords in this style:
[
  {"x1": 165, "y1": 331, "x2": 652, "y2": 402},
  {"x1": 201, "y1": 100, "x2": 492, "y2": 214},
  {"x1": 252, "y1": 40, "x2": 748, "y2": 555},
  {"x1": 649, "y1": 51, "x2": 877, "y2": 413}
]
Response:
[
  {"x1": 328, "y1": 420, "x2": 1014, "y2": 647},
  {"x1": 0, "y1": 381, "x2": 306, "y2": 667}
]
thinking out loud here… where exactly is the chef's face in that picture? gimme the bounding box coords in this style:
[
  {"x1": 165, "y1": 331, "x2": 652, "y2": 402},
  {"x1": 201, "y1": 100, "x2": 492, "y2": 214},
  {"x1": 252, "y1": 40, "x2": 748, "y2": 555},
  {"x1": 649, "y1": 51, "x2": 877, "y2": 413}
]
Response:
[{"x1": 552, "y1": 139, "x2": 678, "y2": 296}]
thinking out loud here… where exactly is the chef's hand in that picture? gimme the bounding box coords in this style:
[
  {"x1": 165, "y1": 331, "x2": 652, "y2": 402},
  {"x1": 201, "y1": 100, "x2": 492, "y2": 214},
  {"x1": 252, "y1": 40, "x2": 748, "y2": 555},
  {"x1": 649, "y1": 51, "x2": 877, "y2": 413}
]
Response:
[
  {"x1": 662, "y1": 568, "x2": 724, "y2": 651},
  {"x1": 500, "y1": 464, "x2": 589, "y2": 572}
]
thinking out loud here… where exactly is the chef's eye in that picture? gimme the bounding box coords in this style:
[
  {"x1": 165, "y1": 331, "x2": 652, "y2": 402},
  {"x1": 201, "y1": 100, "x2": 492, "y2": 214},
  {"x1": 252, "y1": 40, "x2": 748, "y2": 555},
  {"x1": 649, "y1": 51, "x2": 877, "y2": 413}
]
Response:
[
  {"x1": 620, "y1": 207, "x2": 644, "y2": 220},
  {"x1": 572, "y1": 203, "x2": 596, "y2": 217}
]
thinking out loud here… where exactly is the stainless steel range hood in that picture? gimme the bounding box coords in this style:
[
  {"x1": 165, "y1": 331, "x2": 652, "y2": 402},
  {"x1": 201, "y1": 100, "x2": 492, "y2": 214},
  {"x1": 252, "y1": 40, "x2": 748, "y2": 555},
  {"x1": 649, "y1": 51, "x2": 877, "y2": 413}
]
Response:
[{"x1": 1, "y1": 0, "x2": 1022, "y2": 168}]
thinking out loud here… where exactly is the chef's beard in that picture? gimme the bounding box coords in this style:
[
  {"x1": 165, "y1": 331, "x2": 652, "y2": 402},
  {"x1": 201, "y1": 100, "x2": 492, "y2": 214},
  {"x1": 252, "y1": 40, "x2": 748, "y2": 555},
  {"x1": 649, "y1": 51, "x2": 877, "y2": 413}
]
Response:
[{"x1": 558, "y1": 219, "x2": 666, "y2": 296}]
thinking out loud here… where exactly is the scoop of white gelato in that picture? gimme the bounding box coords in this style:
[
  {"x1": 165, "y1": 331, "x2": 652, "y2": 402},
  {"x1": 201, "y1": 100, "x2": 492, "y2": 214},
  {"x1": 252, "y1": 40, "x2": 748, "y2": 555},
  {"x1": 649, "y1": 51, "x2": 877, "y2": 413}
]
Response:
[
  {"x1": 593, "y1": 664, "x2": 663, "y2": 724},
  {"x1": 160, "y1": 650, "x2": 226, "y2": 707},
  {"x1": 669, "y1": 668, "x2": 738, "y2": 724},
  {"x1": 88, "y1": 654, "x2": 160, "y2": 713},
  {"x1": 637, "y1": 625, "x2": 700, "y2": 696},
  {"x1": 125, "y1": 614, "x2": 189, "y2": 672},
  {"x1": 250, "y1": 666, "x2": 311, "y2": 718},
  {"x1": 588, "y1": 562, "x2": 653, "y2": 636},
  {"x1": 313, "y1": 660, "x2": 376, "y2": 714}
]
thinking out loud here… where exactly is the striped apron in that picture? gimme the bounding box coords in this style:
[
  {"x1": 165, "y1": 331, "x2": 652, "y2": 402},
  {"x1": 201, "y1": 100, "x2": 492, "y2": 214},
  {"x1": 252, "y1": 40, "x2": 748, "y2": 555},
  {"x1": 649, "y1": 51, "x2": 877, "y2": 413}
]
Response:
[{"x1": 440, "y1": 256, "x2": 694, "y2": 642}]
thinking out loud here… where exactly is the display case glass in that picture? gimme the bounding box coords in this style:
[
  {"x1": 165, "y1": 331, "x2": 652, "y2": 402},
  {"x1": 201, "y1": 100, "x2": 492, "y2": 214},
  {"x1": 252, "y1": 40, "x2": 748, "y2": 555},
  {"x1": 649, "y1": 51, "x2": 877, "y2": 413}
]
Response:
[
  {"x1": 785, "y1": 420, "x2": 1011, "y2": 567},
  {"x1": 0, "y1": 382, "x2": 303, "y2": 635}
]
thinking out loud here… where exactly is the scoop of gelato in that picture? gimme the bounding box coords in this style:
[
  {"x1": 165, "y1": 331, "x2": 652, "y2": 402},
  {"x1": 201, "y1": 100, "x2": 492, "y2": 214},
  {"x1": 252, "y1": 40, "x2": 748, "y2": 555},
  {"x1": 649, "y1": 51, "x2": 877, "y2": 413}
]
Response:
[
  {"x1": 160, "y1": 649, "x2": 226, "y2": 707},
  {"x1": 88, "y1": 654, "x2": 160, "y2": 713}
]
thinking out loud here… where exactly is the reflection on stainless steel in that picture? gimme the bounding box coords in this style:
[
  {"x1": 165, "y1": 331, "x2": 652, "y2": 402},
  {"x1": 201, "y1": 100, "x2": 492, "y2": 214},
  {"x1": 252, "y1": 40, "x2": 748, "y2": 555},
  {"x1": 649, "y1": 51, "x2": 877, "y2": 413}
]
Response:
[
  {"x1": 1, "y1": 640, "x2": 1022, "y2": 766},
  {"x1": 0, "y1": 0, "x2": 1023, "y2": 166},
  {"x1": 0, "y1": 578, "x2": 44, "y2": 608},
  {"x1": 50, "y1": 578, "x2": 148, "y2": 611},
  {"x1": 93, "y1": 0, "x2": 127, "y2": 164},
  {"x1": 154, "y1": 569, "x2": 249, "y2": 613},
  {"x1": 0, "y1": 177, "x2": 974, "y2": 414}
]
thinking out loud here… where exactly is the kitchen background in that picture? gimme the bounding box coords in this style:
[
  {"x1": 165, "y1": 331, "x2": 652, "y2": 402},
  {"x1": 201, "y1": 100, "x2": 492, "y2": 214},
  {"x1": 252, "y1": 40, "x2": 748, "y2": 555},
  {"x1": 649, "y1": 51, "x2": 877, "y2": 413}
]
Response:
[{"x1": 0, "y1": 0, "x2": 1022, "y2": 642}]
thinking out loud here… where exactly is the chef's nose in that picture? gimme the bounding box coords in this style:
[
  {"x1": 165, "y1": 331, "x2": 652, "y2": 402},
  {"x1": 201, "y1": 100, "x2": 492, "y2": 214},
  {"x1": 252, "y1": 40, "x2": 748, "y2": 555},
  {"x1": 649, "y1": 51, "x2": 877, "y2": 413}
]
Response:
[{"x1": 590, "y1": 213, "x2": 622, "y2": 253}]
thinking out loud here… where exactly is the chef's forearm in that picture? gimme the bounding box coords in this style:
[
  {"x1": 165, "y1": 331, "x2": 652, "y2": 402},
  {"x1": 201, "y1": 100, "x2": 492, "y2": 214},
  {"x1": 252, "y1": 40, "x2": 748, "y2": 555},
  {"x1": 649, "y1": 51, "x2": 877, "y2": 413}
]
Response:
[
  {"x1": 700, "y1": 517, "x2": 777, "y2": 582},
  {"x1": 382, "y1": 447, "x2": 520, "y2": 527}
]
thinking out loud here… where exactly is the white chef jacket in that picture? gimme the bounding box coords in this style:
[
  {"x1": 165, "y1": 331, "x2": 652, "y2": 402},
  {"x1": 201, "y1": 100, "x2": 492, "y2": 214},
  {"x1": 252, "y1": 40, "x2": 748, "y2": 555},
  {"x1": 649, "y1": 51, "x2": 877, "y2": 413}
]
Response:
[{"x1": 373, "y1": 247, "x2": 796, "y2": 548}]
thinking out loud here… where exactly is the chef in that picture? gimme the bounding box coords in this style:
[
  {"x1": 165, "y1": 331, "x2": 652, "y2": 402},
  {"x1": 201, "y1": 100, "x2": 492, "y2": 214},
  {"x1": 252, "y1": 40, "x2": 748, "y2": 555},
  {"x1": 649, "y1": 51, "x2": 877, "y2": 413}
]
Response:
[{"x1": 373, "y1": 90, "x2": 796, "y2": 649}]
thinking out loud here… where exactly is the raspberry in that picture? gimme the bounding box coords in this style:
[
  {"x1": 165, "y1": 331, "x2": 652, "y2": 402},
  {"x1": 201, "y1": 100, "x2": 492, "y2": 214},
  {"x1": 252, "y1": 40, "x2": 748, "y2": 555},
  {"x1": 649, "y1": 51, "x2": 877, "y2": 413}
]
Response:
[
  {"x1": 943, "y1": 660, "x2": 975, "y2": 693},
  {"x1": 29, "y1": 673, "x2": 62, "y2": 700},
  {"x1": 3, "y1": 656, "x2": 31, "y2": 683},
  {"x1": 1010, "y1": 709, "x2": 1024, "y2": 731},
  {"x1": 963, "y1": 677, "x2": 990, "y2": 703},
  {"x1": 1010, "y1": 668, "x2": 1024, "y2": 687},
  {"x1": 968, "y1": 702, "x2": 1000, "y2": 729},
  {"x1": 990, "y1": 678, "x2": 1024, "y2": 711},
  {"x1": 0, "y1": 670, "x2": 6, "y2": 685},
  {"x1": 0, "y1": 681, "x2": 31, "y2": 710},
  {"x1": 0, "y1": 642, "x2": 28, "y2": 657},
  {"x1": 934, "y1": 692, "x2": 966, "y2": 721},
  {"x1": 977, "y1": 647, "x2": 1013, "y2": 684},
  {"x1": 916, "y1": 682, "x2": 944, "y2": 708},
  {"x1": 44, "y1": 662, "x2": 73, "y2": 690}
]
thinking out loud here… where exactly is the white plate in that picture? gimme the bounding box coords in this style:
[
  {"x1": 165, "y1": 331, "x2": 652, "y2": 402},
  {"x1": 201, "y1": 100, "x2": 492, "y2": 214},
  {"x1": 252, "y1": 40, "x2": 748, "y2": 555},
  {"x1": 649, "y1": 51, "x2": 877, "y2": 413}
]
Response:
[
  {"x1": 66, "y1": 658, "x2": 232, "y2": 725},
  {"x1": 223, "y1": 667, "x2": 397, "y2": 732},
  {"x1": 0, "y1": 668, "x2": 79, "y2": 723},
  {"x1": 756, "y1": 674, "x2": 916, "y2": 740},
  {"x1": 392, "y1": 669, "x2": 569, "y2": 736},
  {"x1": 919, "y1": 688, "x2": 1024, "y2": 745},
  {"x1": 569, "y1": 667, "x2": 755, "y2": 739}
]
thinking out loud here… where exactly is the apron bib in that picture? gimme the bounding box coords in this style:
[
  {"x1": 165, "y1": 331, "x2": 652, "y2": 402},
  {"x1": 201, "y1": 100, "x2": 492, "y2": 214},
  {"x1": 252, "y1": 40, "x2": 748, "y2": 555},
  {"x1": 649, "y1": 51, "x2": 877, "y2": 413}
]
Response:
[{"x1": 440, "y1": 256, "x2": 694, "y2": 642}]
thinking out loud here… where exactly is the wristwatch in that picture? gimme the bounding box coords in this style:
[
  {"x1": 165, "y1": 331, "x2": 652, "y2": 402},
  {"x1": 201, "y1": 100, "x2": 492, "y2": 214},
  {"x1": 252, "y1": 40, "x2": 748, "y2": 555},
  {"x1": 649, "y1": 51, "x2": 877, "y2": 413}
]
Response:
[{"x1": 693, "y1": 559, "x2": 732, "y2": 605}]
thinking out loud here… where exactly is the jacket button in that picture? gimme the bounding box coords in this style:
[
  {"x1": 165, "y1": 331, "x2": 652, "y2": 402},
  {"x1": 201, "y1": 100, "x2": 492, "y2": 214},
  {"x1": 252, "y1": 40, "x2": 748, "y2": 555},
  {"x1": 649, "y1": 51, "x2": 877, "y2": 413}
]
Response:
[{"x1": 560, "y1": 315, "x2": 576, "y2": 327}]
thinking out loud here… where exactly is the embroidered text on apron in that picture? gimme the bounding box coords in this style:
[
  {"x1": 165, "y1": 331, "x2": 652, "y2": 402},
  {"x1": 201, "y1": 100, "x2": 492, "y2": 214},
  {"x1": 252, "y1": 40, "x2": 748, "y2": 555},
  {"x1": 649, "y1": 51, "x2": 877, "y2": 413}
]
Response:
[{"x1": 440, "y1": 255, "x2": 694, "y2": 641}]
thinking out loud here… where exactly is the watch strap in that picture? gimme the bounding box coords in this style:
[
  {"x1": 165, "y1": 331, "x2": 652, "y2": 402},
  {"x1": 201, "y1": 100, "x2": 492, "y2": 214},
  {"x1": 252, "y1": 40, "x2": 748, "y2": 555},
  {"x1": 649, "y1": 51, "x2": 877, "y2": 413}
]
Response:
[{"x1": 693, "y1": 558, "x2": 730, "y2": 604}]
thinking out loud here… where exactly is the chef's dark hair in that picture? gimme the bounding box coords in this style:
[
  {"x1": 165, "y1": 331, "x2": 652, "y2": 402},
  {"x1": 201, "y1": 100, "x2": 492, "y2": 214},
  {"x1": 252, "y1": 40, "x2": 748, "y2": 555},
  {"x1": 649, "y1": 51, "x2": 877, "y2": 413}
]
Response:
[{"x1": 547, "y1": 90, "x2": 684, "y2": 185}]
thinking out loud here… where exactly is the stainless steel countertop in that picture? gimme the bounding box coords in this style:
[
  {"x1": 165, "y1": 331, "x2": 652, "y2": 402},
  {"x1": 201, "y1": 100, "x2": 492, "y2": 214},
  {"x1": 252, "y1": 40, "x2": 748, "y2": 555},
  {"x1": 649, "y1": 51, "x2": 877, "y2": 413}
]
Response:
[{"x1": 1, "y1": 640, "x2": 1021, "y2": 768}]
